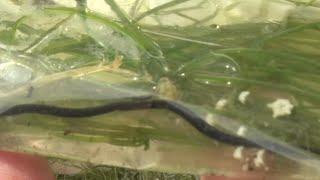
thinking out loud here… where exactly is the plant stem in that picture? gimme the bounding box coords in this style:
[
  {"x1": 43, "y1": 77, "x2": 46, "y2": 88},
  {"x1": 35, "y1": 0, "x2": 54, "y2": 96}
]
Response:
[
  {"x1": 22, "y1": 15, "x2": 73, "y2": 54},
  {"x1": 134, "y1": 0, "x2": 191, "y2": 22}
]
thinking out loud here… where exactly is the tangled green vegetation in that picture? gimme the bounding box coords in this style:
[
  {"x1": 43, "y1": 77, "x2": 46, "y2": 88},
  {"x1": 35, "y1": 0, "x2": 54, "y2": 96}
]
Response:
[
  {"x1": 0, "y1": 0, "x2": 319, "y2": 179},
  {"x1": 56, "y1": 165, "x2": 197, "y2": 180}
]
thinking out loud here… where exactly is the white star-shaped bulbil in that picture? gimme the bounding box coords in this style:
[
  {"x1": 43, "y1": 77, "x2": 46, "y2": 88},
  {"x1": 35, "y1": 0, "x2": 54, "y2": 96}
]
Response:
[
  {"x1": 237, "y1": 126, "x2": 247, "y2": 137},
  {"x1": 205, "y1": 113, "x2": 216, "y2": 126},
  {"x1": 267, "y1": 99, "x2": 294, "y2": 118},
  {"x1": 233, "y1": 146, "x2": 244, "y2": 160},
  {"x1": 215, "y1": 99, "x2": 228, "y2": 110},
  {"x1": 238, "y1": 91, "x2": 250, "y2": 104},
  {"x1": 254, "y1": 150, "x2": 266, "y2": 168}
]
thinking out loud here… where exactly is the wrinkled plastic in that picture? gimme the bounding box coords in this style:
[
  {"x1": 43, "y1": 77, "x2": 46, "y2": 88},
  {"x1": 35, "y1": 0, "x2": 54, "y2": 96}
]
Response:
[{"x1": 0, "y1": 0, "x2": 320, "y2": 179}]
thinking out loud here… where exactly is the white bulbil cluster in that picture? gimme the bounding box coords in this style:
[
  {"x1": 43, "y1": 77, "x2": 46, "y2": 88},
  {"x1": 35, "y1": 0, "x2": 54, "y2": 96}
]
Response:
[
  {"x1": 267, "y1": 99, "x2": 294, "y2": 118},
  {"x1": 254, "y1": 150, "x2": 265, "y2": 168},
  {"x1": 237, "y1": 125, "x2": 247, "y2": 137},
  {"x1": 0, "y1": 62, "x2": 33, "y2": 84},
  {"x1": 215, "y1": 99, "x2": 228, "y2": 110},
  {"x1": 205, "y1": 113, "x2": 216, "y2": 126},
  {"x1": 238, "y1": 91, "x2": 250, "y2": 104},
  {"x1": 233, "y1": 146, "x2": 244, "y2": 160}
]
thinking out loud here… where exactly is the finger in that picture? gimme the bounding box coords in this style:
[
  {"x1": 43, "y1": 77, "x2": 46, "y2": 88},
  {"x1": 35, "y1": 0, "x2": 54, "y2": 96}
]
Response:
[
  {"x1": 0, "y1": 151, "x2": 55, "y2": 180},
  {"x1": 201, "y1": 171, "x2": 266, "y2": 180}
]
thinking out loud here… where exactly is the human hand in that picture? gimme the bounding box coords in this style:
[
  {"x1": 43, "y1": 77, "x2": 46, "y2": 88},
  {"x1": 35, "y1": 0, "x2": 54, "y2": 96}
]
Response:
[
  {"x1": 201, "y1": 172, "x2": 265, "y2": 180},
  {"x1": 0, "y1": 151, "x2": 55, "y2": 180}
]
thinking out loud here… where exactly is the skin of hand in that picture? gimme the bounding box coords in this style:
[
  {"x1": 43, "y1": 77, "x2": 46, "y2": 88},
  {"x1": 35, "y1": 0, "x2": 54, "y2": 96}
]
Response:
[
  {"x1": 0, "y1": 150, "x2": 266, "y2": 180},
  {"x1": 0, "y1": 151, "x2": 55, "y2": 180},
  {"x1": 201, "y1": 172, "x2": 265, "y2": 180}
]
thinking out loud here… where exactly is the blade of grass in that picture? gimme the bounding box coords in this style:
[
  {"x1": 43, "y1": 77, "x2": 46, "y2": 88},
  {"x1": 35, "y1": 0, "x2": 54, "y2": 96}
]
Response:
[
  {"x1": 159, "y1": 0, "x2": 206, "y2": 15},
  {"x1": 134, "y1": 0, "x2": 191, "y2": 22},
  {"x1": 0, "y1": 16, "x2": 28, "y2": 45},
  {"x1": 104, "y1": 0, "x2": 162, "y2": 57},
  {"x1": 174, "y1": 12, "x2": 198, "y2": 23},
  {"x1": 194, "y1": 75, "x2": 320, "y2": 102},
  {"x1": 142, "y1": 29, "x2": 222, "y2": 47},
  {"x1": 103, "y1": 0, "x2": 164, "y2": 58},
  {"x1": 254, "y1": 22, "x2": 320, "y2": 47},
  {"x1": 0, "y1": 60, "x2": 137, "y2": 99},
  {"x1": 103, "y1": 0, "x2": 132, "y2": 24},
  {"x1": 129, "y1": 0, "x2": 142, "y2": 18},
  {"x1": 22, "y1": 15, "x2": 73, "y2": 54},
  {"x1": 11, "y1": 16, "x2": 28, "y2": 39},
  {"x1": 215, "y1": 48, "x2": 320, "y2": 69},
  {"x1": 46, "y1": 7, "x2": 163, "y2": 58}
]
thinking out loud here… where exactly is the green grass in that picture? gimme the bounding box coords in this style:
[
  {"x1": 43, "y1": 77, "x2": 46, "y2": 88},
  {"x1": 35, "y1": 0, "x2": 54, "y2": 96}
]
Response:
[
  {"x1": 56, "y1": 166, "x2": 197, "y2": 180},
  {"x1": 0, "y1": 0, "x2": 319, "y2": 179}
]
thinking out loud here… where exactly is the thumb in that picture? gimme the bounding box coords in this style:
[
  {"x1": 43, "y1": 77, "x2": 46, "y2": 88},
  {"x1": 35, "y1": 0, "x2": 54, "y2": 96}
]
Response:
[{"x1": 0, "y1": 151, "x2": 55, "y2": 180}]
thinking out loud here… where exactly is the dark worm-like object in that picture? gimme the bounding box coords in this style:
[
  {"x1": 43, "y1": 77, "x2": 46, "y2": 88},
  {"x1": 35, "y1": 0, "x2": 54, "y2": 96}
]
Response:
[
  {"x1": 1, "y1": 97, "x2": 319, "y2": 157},
  {"x1": 0, "y1": 97, "x2": 258, "y2": 147}
]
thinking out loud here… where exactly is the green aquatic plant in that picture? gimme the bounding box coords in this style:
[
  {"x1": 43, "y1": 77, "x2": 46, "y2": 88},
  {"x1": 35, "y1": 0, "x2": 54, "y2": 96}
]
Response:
[
  {"x1": 0, "y1": 0, "x2": 320, "y2": 179},
  {"x1": 55, "y1": 165, "x2": 196, "y2": 180}
]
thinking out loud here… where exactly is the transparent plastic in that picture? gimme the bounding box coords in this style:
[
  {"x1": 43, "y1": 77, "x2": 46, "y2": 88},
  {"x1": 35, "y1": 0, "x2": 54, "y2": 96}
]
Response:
[{"x1": 0, "y1": 0, "x2": 319, "y2": 179}]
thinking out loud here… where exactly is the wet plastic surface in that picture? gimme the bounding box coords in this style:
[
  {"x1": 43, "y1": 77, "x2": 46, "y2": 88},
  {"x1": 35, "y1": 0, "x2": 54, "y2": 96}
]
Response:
[{"x1": 0, "y1": 0, "x2": 320, "y2": 179}]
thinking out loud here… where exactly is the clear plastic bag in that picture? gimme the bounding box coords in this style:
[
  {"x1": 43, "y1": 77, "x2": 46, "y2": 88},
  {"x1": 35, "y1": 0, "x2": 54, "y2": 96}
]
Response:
[{"x1": 0, "y1": 0, "x2": 320, "y2": 179}]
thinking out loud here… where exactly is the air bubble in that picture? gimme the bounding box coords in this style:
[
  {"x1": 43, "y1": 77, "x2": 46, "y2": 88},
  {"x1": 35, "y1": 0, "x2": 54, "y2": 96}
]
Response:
[{"x1": 0, "y1": 62, "x2": 33, "y2": 84}]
